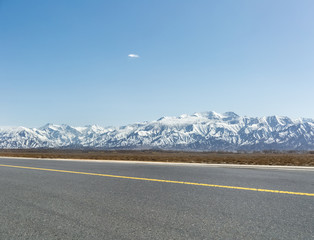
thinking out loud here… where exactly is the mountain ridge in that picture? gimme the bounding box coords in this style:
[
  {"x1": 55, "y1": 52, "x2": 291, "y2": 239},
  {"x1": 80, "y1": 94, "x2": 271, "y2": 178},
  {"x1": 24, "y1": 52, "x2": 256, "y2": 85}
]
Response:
[{"x1": 1, "y1": 111, "x2": 313, "y2": 151}]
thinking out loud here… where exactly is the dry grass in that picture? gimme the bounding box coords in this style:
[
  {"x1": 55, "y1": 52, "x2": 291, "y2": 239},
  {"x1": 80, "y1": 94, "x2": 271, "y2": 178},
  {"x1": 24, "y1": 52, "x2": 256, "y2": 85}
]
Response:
[{"x1": 0, "y1": 149, "x2": 313, "y2": 166}]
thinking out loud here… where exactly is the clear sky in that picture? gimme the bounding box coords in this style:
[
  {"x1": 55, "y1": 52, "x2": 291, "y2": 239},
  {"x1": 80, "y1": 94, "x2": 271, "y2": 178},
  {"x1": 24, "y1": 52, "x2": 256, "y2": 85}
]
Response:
[{"x1": 1, "y1": 0, "x2": 314, "y2": 127}]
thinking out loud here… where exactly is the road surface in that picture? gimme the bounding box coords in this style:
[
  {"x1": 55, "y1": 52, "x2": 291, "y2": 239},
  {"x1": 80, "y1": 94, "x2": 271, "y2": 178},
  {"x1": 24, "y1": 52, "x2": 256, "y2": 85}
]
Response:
[{"x1": 0, "y1": 157, "x2": 313, "y2": 239}]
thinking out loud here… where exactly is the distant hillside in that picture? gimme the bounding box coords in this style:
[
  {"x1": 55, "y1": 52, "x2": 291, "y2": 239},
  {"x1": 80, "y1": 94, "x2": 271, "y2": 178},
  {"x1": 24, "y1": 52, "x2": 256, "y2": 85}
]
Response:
[{"x1": 1, "y1": 111, "x2": 313, "y2": 151}]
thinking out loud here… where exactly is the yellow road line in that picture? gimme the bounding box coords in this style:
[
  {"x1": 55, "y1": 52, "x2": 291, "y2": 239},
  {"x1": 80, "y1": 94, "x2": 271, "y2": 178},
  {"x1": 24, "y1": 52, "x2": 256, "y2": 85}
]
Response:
[{"x1": 0, "y1": 163, "x2": 313, "y2": 196}]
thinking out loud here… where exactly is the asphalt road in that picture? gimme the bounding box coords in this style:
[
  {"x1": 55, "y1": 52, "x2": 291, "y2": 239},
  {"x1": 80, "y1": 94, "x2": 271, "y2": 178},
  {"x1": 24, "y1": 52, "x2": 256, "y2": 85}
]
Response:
[{"x1": 0, "y1": 157, "x2": 313, "y2": 240}]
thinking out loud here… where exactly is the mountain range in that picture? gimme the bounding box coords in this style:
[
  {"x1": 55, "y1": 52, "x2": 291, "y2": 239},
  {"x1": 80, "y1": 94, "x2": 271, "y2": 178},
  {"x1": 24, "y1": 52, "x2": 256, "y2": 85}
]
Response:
[{"x1": 1, "y1": 111, "x2": 313, "y2": 151}]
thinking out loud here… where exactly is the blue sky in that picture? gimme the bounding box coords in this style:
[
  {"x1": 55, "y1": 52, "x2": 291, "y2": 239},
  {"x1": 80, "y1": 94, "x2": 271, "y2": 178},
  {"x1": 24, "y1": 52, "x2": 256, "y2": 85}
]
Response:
[{"x1": 1, "y1": 0, "x2": 314, "y2": 127}]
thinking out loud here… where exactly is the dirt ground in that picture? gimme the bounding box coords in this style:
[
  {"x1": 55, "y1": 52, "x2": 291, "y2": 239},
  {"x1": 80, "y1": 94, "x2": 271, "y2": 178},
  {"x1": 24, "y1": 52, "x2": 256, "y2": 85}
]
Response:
[{"x1": 0, "y1": 149, "x2": 313, "y2": 166}]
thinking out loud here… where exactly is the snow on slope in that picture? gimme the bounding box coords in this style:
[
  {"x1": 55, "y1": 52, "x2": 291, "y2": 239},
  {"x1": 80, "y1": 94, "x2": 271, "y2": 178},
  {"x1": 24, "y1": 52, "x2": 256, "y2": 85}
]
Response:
[{"x1": 0, "y1": 111, "x2": 313, "y2": 151}]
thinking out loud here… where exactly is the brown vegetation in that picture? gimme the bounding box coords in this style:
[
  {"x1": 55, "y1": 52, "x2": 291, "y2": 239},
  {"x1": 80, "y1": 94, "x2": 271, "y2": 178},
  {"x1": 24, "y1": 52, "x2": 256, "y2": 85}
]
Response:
[{"x1": 0, "y1": 149, "x2": 313, "y2": 166}]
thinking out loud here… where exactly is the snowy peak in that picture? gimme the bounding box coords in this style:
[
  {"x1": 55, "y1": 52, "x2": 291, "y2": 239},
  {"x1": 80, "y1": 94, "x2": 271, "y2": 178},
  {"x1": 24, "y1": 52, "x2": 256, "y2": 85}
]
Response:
[
  {"x1": 199, "y1": 111, "x2": 223, "y2": 120},
  {"x1": 222, "y1": 112, "x2": 240, "y2": 120},
  {"x1": 0, "y1": 112, "x2": 313, "y2": 151}
]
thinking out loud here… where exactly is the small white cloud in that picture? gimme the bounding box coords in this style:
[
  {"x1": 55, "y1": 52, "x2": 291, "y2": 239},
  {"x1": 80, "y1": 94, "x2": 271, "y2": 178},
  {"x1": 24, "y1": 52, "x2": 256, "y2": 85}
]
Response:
[{"x1": 128, "y1": 54, "x2": 140, "y2": 58}]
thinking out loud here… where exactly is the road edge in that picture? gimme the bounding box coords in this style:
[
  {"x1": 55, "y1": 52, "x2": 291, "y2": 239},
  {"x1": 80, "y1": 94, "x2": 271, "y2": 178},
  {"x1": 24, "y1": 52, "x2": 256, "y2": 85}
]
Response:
[{"x1": 1, "y1": 156, "x2": 314, "y2": 171}]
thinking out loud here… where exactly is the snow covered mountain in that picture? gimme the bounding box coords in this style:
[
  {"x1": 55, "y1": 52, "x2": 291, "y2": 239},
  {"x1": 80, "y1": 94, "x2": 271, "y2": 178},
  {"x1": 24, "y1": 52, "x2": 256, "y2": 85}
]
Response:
[{"x1": 1, "y1": 111, "x2": 314, "y2": 151}]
